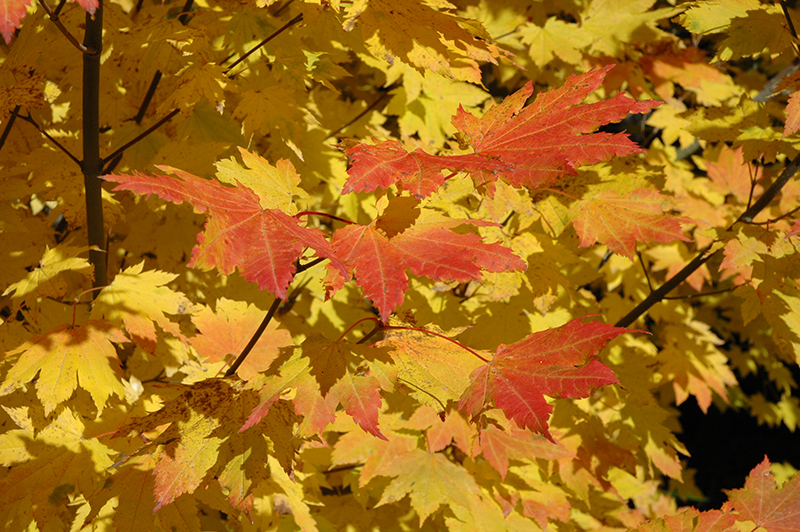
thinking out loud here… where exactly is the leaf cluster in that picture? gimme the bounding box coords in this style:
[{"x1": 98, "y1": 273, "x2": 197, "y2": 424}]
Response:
[{"x1": 2, "y1": 0, "x2": 800, "y2": 531}]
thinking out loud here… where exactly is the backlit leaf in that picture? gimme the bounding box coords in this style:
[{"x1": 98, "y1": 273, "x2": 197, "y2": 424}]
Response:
[
  {"x1": 0, "y1": 320, "x2": 126, "y2": 415},
  {"x1": 459, "y1": 318, "x2": 629, "y2": 439}
]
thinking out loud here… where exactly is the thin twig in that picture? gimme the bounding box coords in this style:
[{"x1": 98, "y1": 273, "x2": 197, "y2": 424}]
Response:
[
  {"x1": 53, "y1": 0, "x2": 67, "y2": 17},
  {"x1": 616, "y1": 155, "x2": 800, "y2": 328},
  {"x1": 38, "y1": 0, "x2": 96, "y2": 54},
  {"x1": 295, "y1": 257, "x2": 326, "y2": 274},
  {"x1": 225, "y1": 297, "x2": 283, "y2": 377},
  {"x1": 177, "y1": 0, "x2": 195, "y2": 25},
  {"x1": 780, "y1": 1, "x2": 800, "y2": 60},
  {"x1": 663, "y1": 287, "x2": 735, "y2": 300},
  {"x1": 273, "y1": 0, "x2": 294, "y2": 17},
  {"x1": 133, "y1": 71, "x2": 163, "y2": 125},
  {"x1": 637, "y1": 251, "x2": 655, "y2": 292},
  {"x1": 326, "y1": 90, "x2": 393, "y2": 140},
  {"x1": 11, "y1": 110, "x2": 81, "y2": 166},
  {"x1": 102, "y1": 108, "x2": 180, "y2": 167},
  {"x1": 0, "y1": 105, "x2": 20, "y2": 154},
  {"x1": 225, "y1": 14, "x2": 304, "y2": 76}
]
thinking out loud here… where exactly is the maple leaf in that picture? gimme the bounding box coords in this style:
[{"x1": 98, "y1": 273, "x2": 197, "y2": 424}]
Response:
[
  {"x1": 342, "y1": 140, "x2": 507, "y2": 198},
  {"x1": 788, "y1": 219, "x2": 800, "y2": 239},
  {"x1": 91, "y1": 262, "x2": 191, "y2": 353},
  {"x1": 459, "y1": 318, "x2": 629, "y2": 439},
  {"x1": 0, "y1": 320, "x2": 127, "y2": 415},
  {"x1": 786, "y1": 90, "x2": 800, "y2": 138},
  {"x1": 476, "y1": 411, "x2": 574, "y2": 479},
  {"x1": 570, "y1": 188, "x2": 690, "y2": 259},
  {"x1": 2, "y1": 244, "x2": 93, "y2": 301},
  {"x1": 373, "y1": 444, "x2": 482, "y2": 525},
  {"x1": 332, "y1": 207, "x2": 526, "y2": 320},
  {"x1": 215, "y1": 148, "x2": 309, "y2": 214},
  {"x1": 117, "y1": 379, "x2": 290, "y2": 511},
  {"x1": 343, "y1": 65, "x2": 659, "y2": 197},
  {"x1": 104, "y1": 167, "x2": 348, "y2": 299},
  {"x1": 245, "y1": 336, "x2": 393, "y2": 438},
  {"x1": 452, "y1": 65, "x2": 659, "y2": 190},
  {"x1": 725, "y1": 456, "x2": 800, "y2": 532},
  {"x1": 378, "y1": 323, "x2": 485, "y2": 411},
  {"x1": 0, "y1": 408, "x2": 114, "y2": 530},
  {"x1": 191, "y1": 297, "x2": 294, "y2": 380},
  {"x1": 0, "y1": 0, "x2": 30, "y2": 43},
  {"x1": 348, "y1": 0, "x2": 503, "y2": 83},
  {"x1": 636, "y1": 507, "x2": 736, "y2": 532}
]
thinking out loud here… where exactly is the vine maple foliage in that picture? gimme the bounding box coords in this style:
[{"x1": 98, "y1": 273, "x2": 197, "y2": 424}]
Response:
[{"x1": 2, "y1": 0, "x2": 800, "y2": 531}]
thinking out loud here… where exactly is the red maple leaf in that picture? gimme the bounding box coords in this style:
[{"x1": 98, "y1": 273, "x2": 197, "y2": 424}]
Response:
[
  {"x1": 343, "y1": 140, "x2": 507, "y2": 198},
  {"x1": 343, "y1": 65, "x2": 659, "y2": 197},
  {"x1": 105, "y1": 167, "x2": 347, "y2": 299},
  {"x1": 726, "y1": 456, "x2": 800, "y2": 532},
  {"x1": 331, "y1": 208, "x2": 526, "y2": 321},
  {"x1": 459, "y1": 318, "x2": 631, "y2": 439}
]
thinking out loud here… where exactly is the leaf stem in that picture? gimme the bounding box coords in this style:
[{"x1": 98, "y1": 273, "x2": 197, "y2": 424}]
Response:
[
  {"x1": 383, "y1": 325, "x2": 490, "y2": 363},
  {"x1": 38, "y1": 0, "x2": 96, "y2": 54},
  {"x1": 616, "y1": 155, "x2": 800, "y2": 327},
  {"x1": 225, "y1": 14, "x2": 304, "y2": 77},
  {"x1": 225, "y1": 296, "x2": 282, "y2": 377},
  {"x1": 538, "y1": 187, "x2": 582, "y2": 202},
  {"x1": 337, "y1": 317, "x2": 380, "y2": 342},
  {"x1": 295, "y1": 211, "x2": 356, "y2": 225}
]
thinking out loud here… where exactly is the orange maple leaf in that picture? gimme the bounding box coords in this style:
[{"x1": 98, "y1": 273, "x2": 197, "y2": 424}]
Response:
[
  {"x1": 191, "y1": 298, "x2": 294, "y2": 380},
  {"x1": 343, "y1": 65, "x2": 659, "y2": 197},
  {"x1": 726, "y1": 456, "x2": 800, "y2": 532},
  {"x1": 332, "y1": 209, "x2": 525, "y2": 321},
  {"x1": 105, "y1": 167, "x2": 348, "y2": 299},
  {"x1": 459, "y1": 318, "x2": 630, "y2": 439},
  {"x1": 570, "y1": 188, "x2": 690, "y2": 259}
]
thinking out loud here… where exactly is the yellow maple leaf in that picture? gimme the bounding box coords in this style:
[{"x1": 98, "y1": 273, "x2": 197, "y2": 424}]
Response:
[
  {"x1": 3, "y1": 244, "x2": 93, "y2": 300},
  {"x1": 517, "y1": 17, "x2": 591, "y2": 67},
  {"x1": 375, "y1": 445, "x2": 480, "y2": 525},
  {"x1": 216, "y1": 148, "x2": 309, "y2": 214},
  {"x1": 580, "y1": 0, "x2": 683, "y2": 58},
  {"x1": 0, "y1": 408, "x2": 115, "y2": 531},
  {"x1": 0, "y1": 320, "x2": 127, "y2": 415},
  {"x1": 91, "y1": 262, "x2": 192, "y2": 353},
  {"x1": 378, "y1": 323, "x2": 483, "y2": 411},
  {"x1": 350, "y1": 0, "x2": 503, "y2": 83},
  {"x1": 157, "y1": 63, "x2": 228, "y2": 115},
  {"x1": 677, "y1": 0, "x2": 759, "y2": 35}
]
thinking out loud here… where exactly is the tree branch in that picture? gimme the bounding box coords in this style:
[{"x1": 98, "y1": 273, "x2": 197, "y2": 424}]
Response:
[
  {"x1": 82, "y1": 0, "x2": 107, "y2": 289},
  {"x1": 38, "y1": 0, "x2": 95, "y2": 54},
  {"x1": 615, "y1": 155, "x2": 800, "y2": 328},
  {"x1": 0, "y1": 105, "x2": 20, "y2": 154},
  {"x1": 11, "y1": 109, "x2": 81, "y2": 165},
  {"x1": 225, "y1": 13, "x2": 304, "y2": 76},
  {"x1": 225, "y1": 296, "x2": 283, "y2": 377},
  {"x1": 326, "y1": 89, "x2": 392, "y2": 140},
  {"x1": 102, "y1": 108, "x2": 180, "y2": 170}
]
